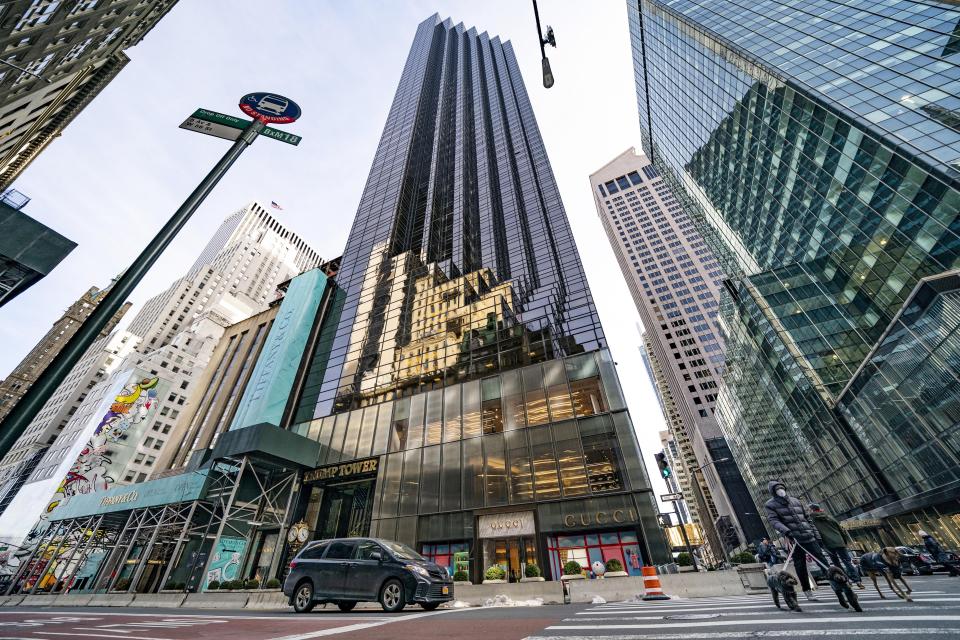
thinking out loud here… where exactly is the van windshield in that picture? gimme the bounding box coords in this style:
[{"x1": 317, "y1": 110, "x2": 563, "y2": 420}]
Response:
[{"x1": 382, "y1": 541, "x2": 424, "y2": 561}]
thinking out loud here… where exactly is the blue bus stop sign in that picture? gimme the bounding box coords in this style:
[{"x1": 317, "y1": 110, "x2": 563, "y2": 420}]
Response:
[{"x1": 239, "y1": 92, "x2": 301, "y2": 124}]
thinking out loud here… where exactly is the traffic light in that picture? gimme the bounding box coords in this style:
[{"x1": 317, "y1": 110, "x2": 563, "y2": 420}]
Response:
[{"x1": 654, "y1": 452, "x2": 672, "y2": 479}]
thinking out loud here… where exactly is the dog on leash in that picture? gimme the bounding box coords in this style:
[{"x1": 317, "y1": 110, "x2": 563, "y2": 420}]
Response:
[
  {"x1": 827, "y1": 566, "x2": 862, "y2": 612},
  {"x1": 767, "y1": 570, "x2": 802, "y2": 612},
  {"x1": 860, "y1": 547, "x2": 912, "y2": 602}
]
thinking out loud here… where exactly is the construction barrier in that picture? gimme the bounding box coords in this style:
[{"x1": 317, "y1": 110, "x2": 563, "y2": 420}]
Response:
[{"x1": 641, "y1": 565, "x2": 671, "y2": 600}]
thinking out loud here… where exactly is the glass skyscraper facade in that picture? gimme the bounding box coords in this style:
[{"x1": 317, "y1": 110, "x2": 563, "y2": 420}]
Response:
[
  {"x1": 287, "y1": 14, "x2": 667, "y2": 581},
  {"x1": 629, "y1": 0, "x2": 960, "y2": 542}
]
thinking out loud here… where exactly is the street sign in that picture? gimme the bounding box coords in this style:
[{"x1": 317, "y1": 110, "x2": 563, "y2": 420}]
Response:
[
  {"x1": 179, "y1": 116, "x2": 243, "y2": 142},
  {"x1": 660, "y1": 492, "x2": 683, "y2": 502},
  {"x1": 239, "y1": 92, "x2": 301, "y2": 124},
  {"x1": 181, "y1": 109, "x2": 301, "y2": 146}
]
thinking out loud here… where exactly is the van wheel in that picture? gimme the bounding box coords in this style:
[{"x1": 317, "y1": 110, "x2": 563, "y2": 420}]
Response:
[
  {"x1": 421, "y1": 602, "x2": 440, "y2": 610},
  {"x1": 293, "y1": 581, "x2": 315, "y2": 613},
  {"x1": 379, "y1": 579, "x2": 405, "y2": 612},
  {"x1": 337, "y1": 601, "x2": 357, "y2": 612}
]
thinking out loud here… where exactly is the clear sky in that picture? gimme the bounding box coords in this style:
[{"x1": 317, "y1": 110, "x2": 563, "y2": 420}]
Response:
[{"x1": 0, "y1": 1, "x2": 670, "y2": 501}]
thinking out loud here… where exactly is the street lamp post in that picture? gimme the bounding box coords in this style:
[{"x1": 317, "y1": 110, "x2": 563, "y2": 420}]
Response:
[
  {"x1": 0, "y1": 93, "x2": 301, "y2": 461},
  {"x1": 531, "y1": 0, "x2": 557, "y2": 88}
]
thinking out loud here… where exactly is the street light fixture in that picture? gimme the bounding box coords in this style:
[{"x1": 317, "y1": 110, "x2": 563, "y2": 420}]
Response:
[
  {"x1": 693, "y1": 457, "x2": 730, "y2": 473},
  {"x1": 532, "y1": 0, "x2": 556, "y2": 88},
  {"x1": 0, "y1": 59, "x2": 51, "y2": 83}
]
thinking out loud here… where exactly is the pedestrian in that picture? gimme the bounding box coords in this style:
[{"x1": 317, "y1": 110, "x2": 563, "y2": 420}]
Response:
[
  {"x1": 757, "y1": 537, "x2": 778, "y2": 568},
  {"x1": 919, "y1": 530, "x2": 960, "y2": 577},
  {"x1": 763, "y1": 480, "x2": 832, "y2": 601},
  {"x1": 808, "y1": 503, "x2": 864, "y2": 588}
]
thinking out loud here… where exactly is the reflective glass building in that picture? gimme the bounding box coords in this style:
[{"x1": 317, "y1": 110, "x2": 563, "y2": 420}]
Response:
[
  {"x1": 629, "y1": 0, "x2": 960, "y2": 543},
  {"x1": 287, "y1": 14, "x2": 667, "y2": 581}
]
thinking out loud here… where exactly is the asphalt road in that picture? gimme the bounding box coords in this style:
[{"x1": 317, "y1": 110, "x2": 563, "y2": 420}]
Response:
[{"x1": 0, "y1": 574, "x2": 957, "y2": 640}]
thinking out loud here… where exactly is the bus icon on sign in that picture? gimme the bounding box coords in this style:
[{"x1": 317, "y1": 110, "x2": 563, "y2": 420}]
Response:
[
  {"x1": 239, "y1": 92, "x2": 301, "y2": 124},
  {"x1": 256, "y1": 95, "x2": 288, "y2": 116}
]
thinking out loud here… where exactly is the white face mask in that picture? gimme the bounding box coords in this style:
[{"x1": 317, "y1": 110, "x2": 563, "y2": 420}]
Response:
[{"x1": 775, "y1": 488, "x2": 787, "y2": 498}]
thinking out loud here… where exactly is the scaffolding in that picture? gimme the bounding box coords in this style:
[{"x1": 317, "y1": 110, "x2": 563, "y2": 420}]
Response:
[{"x1": 5, "y1": 454, "x2": 301, "y2": 595}]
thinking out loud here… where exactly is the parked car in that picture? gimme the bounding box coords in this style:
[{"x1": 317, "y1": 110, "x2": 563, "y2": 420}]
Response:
[{"x1": 283, "y1": 537, "x2": 453, "y2": 613}]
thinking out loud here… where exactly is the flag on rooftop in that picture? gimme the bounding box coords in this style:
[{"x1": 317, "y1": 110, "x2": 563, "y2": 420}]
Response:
[{"x1": 271, "y1": 201, "x2": 283, "y2": 210}]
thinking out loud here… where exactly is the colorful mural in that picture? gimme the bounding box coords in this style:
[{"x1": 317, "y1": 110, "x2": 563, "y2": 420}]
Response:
[{"x1": 45, "y1": 376, "x2": 161, "y2": 515}]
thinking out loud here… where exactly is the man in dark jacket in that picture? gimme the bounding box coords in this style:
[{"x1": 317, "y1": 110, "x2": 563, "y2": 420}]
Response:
[
  {"x1": 809, "y1": 503, "x2": 863, "y2": 587},
  {"x1": 763, "y1": 480, "x2": 831, "y2": 600},
  {"x1": 920, "y1": 530, "x2": 960, "y2": 576},
  {"x1": 757, "y1": 537, "x2": 777, "y2": 567}
]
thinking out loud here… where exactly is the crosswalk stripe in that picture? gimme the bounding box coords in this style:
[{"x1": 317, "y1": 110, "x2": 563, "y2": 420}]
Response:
[
  {"x1": 546, "y1": 614, "x2": 960, "y2": 631},
  {"x1": 528, "y1": 630, "x2": 960, "y2": 639},
  {"x1": 577, "y1": 596, "x2": 960, "y2": 614}
]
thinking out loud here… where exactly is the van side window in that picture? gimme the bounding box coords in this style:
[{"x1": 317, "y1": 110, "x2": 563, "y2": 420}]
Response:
[
  {"x1": 325, "y1": 541, "x2": 356, "y2": 559},
  {"x1": 299, "y1": 543, "x2": 328, "y2": 559},
  {"x1": 356, "y1": 541, "x2": 382, "y2": 560}
]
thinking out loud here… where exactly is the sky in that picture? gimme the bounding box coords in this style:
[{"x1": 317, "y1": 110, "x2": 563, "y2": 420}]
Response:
[{"x1": 0, "y1": 1, "x2": 671, "y2": 502}]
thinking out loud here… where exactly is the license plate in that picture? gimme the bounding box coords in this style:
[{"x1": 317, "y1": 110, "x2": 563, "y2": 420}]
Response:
[{"x1": 442, "y1": 586, "x2": 449, "y2": 594}]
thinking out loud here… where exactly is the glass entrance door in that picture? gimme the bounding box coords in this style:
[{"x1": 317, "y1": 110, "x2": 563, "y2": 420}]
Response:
[
  {"x1": 315, "y1": 480, "x2": 375, "y2": 539},
  {"x1": 482, "y1": 536, "x2": 537, "y2": 582}
]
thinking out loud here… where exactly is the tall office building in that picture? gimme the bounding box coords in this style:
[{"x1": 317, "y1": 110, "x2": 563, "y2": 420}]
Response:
[
  {"x1": 0, "y1": 0, "x2": 178, "y2": 187},
  {"x1": 0, "y1": 188, "x2": 74, "y2": 305},
  {"x1": 0, "y1": 281, "x2": 128, "y2": 422},
  {"x1": 284, "y1": 14, "x2": 668, "y2": 581},
  {"x1": 591, "y1": 148, "x2": 765, "y2": 553},
  {"x1": 0, "y1": 203, "x2": 320, "y2": 543},
  {"x1": 629, "y1": 0, "x2": 960, "y2": 543}
]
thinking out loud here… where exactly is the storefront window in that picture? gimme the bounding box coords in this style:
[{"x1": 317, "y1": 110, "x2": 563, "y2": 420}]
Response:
[
  {"x1": 544, "y1": 361, "x2": 574, "y2": 421},
  {"x1": 420, "y1": 445, "x2": 441, "y2": 513},
  {"x1": 523, "y1": 365, "x2": 549, "y2": 426},
  {"x1": 372, "y1": 400, "x2": 393, "y2": 456},
  {"x1": 481, "y1": 377, "x2": 503, "y2": 434},
  {"x1": 482, "y1": 536, "x2": 537, "y2": 583},
  {"x1": 502, "y1": 370, "x2": 526, "y2": 431},
  {"x1": 424, "y1": 389, "x2": 443, "y2": 446},
  {"x1": 390, "y1": 398, "x2": 410, "y2": 452},
  {"x1": 553, "y1": 421, "x2": 589, "y2": 497},
  {"x1": 356, "y1": 405, "x2": 378, "y2": 459},
  {"x1": 407, "y1": 394, "x2": 426, "y2": 450},
  {"x1": 530, "y1": 425, "x2": 561, "y2": 499},
  {"x1": 399, "y1": 448, "x2": 421, "y2": 516},
  {"x1": 483, "y1": 433, "x2": 508, "y2": 506},
  {"x1": 440, "y1": 441, "x2": 461, "y2": 512},
  {"x1": 326, "y1": 412, "x2": 350, "y2": 464},
  {"x1": 421, "y1": 542, "x2": 470, "y2": 577},
  {"x1": 379, "y1": 452, "x2": 403, "y2": 518},
  {"x1": 462, "y1": 437, "x2": 484, "y2": 508},
  {"x1": 547, "y1": 530, "x2": 643, "y2": 579},
  {"x1": 580, "y1": 415, "x2": 624, "y2": 493},
  {"x1": 506, "y1": 429, "x2": 533, "y2": 503},
  {"x1": 443, "y1": 385, "x2": 462, "y2": 442},
  {"x1": 462, "y1": 380, "x2": 482, "y2": 439}
]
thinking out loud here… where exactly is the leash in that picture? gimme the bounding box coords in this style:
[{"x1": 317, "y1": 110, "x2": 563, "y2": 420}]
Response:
[{"x1": 790, "y1": 540, "x2": 832, "y2": 572}]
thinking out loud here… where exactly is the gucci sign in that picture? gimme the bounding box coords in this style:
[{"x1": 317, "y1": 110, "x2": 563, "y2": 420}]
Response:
[
  {"x1": 478, "y1": 511, "x2": 536, "y2": 538},
  {"x1": 563, "y1": 508, "x2": 639, "y2": 528}
]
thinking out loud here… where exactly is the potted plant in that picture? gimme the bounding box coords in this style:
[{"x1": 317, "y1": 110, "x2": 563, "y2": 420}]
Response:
[
  {"x1": 520, "y1": 563, "x2": 545, "y2": 582},
  {"x1": 482, "y1": 565, "x2": 507, "y2": 584},
  {"x1": 561, "y1": 560, "x2": 584, "y2": 580},
  {"x1": 244, "y1": 578, "x2": 260, "y2": 590},
  {"x1": 731, "y1": 551, "x2": 756, "y2": 565},
  {"x1": 453, "y1": 570, "x2": 471, "y2": 585},
  {"x1": 265, "y1": 578, "x2": 281, "y2": 589},
  {"x1": 604, "y1": 558, "x2": 628, "y2": 577}
]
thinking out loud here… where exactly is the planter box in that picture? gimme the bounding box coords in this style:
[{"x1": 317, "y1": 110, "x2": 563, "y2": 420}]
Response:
[
  {"x1": 454, "y1": 580, "x2": 472, "y2": 586},
  {"x1": 604, "y1": 571, "x2": 629, "y2": 577},
  {"x1": 482, "y1": 579, "x2": 507, "y2": 584},
  {"x1": 520, "y1": 576, "x2": 545, "y2": 582},
  {"x1": 560, "y1": 574, "x2": 585, "y2": 580}
]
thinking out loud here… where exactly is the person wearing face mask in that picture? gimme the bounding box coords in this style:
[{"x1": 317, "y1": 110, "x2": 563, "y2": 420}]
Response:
[{"x1": 764, "y1": 480, "x2": 832, "y2": 601}]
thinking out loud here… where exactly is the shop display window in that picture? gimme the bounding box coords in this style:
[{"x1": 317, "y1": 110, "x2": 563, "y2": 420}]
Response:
[
  {"x1": 421, "y1": 542, "x2": 470, "y2": 577},
  {"x1": 547, "y1": 530, "x2": 643, "y2": 578}
]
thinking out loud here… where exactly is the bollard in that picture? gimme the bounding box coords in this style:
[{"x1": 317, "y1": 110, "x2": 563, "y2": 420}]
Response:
[{"x1": 641, "y1": 566, "x2": 671, "y2": 600}]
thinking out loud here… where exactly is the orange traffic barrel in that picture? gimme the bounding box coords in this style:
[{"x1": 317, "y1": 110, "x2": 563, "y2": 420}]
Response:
[{"x1": 641, "y1": 566, "x2": 670, "y2": 600}]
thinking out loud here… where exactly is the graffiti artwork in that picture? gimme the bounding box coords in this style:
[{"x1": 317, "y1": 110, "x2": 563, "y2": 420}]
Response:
[{"x1": 45, "y1": 376, "x2": 161, "y2": 515}]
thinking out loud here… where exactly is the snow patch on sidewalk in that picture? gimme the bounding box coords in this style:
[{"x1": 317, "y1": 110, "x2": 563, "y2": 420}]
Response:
[
  {"x1": 482, "y1": 594, "x2": 544, "y2": 607},
  {"x1": 591, "y1": 596, "x2": 607, "y2": 604}
]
